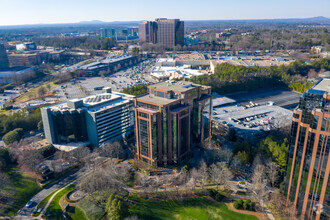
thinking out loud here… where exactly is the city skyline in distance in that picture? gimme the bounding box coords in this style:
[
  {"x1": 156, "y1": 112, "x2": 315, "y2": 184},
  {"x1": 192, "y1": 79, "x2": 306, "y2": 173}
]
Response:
[{"x1": 0, "y1": 0, "x2": 329, "y2": 26}]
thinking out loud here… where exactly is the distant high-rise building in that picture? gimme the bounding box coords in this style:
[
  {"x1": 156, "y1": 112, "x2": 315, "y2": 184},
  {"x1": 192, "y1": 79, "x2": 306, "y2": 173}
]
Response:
[
  {"x1": 139, "y1": 18, "x2": 184, "y2": 49},
  {"x1": 133, "y1": 81, "x2": 212, "y2": 166},
  {"x1": 128, "y1": 27, "x2": 139, "y2": 37},
  {"x1": 0, "y1": 44, "x2": 9, "y2": 70},
  {"x1": 284, "y1": 78, "x2": 330, "y2": 220},
  {"x1": 100, "y1": 28, "x2": 116, "y2": 38}
]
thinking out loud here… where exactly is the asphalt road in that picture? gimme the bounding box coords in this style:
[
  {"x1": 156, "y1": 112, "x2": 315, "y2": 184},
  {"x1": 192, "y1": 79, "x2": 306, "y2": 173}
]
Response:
[
  {"x1": 227, "y1": 87, "x2": 301, "y2": 110},
  {"x1": 15, "y1": 169, "x2": 83, "y2": 219}
]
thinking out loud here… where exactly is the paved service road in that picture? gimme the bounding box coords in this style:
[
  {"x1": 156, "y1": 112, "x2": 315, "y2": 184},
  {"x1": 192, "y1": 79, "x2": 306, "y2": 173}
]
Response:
[
  {"x1": 227, "y1": 87, "x2": 301, "y2": 110},
  {"x1": 15, "y1": 169, "x2": 83, "y2": 219}
]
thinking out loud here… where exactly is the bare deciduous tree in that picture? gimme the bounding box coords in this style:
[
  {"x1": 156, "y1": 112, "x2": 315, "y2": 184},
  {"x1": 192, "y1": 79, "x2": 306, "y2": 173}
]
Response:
[
  {"x1": 99, "y1": 141, "x2": 124, "y2": 159},
  {"x1": 209, "y1": 162, "x2": 233, "y2": 190},
  {"x1": 219, "y1": 147, "x2": 232, "y2": 164},
  {"x1": 199, "y1": 161, "x2": 209, "y2": 189},
  {"x1": 266, "y1": 160, "x2": 279, "y2": 187},
  {"x1": 38, "y1": 86, "x2": 47, "y2": 98},
  {"x1": 252, "y1": 164, "x2": 268, "y2": 201},
  {"x1": 231, "y1": 155, "x2": 241, "y2": 170},
  {"x1": 189, "y1": 168, "x2": 200, "y2": 191}
]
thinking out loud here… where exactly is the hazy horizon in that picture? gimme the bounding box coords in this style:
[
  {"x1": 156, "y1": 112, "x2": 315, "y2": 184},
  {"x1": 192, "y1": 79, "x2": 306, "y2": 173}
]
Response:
[{"x1": 1, "y1": 0, "x2": 329, "y2": 26}]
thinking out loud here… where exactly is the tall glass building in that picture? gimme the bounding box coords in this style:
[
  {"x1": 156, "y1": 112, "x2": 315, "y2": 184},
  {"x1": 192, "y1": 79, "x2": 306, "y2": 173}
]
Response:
[
  {"x1": 134, "y1": 81, "x2": 212, "y2": 166},
  {"x1": 284, "y1": 78, "x2": 330, "y2": 220}
]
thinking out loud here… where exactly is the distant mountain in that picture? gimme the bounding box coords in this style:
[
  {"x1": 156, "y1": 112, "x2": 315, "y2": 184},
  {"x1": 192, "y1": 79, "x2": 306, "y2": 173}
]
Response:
[
  {"x1": 78, "y1": 20, "x2": 106, "y2": 24},
  {"x1": 307, "y1": 16, "x2": 330, "y2": 21}
]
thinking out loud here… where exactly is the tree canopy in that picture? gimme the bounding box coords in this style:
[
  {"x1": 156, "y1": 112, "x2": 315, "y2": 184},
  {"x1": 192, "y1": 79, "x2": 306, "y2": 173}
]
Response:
[
  {"x1": 34, "y1": 36, "x2": 117, "y2": 50},
  {"x1": 2, "y1": 128, "x2": 24, "y2": 145},
  {"x1": 122, "y1": 84, "x2": 148, "y2": 96},
  {"x1": 260, "y1": 136, "x2": 289, "y2": 173},
  {"x1": 190, "y1": 58, "x2": 330, "y2": 94},
  {"x1": 0, "y1": 108, "x2": 42, "y2": 136}
]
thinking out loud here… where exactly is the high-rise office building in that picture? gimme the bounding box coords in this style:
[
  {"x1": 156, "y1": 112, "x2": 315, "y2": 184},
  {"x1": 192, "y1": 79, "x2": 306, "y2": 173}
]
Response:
[
  {"x1": 139, "y1": 18, "x2": 184, "y2": 49},
  {"x1": 100, "y1": 28, "x2": 116, "y2": 39},
  {"x1": 128, "y1": 27, "x2": 139, "y2": 37},
  {"x1": 0, "y1": 44, "x2": 9, "y2": 70},
  {"x1": 133, "y1": 81, "x2": 212, "y2": 166},
  {"x1": 284, "y1": 78, "x2": 330, "y2": 220},
  {"x1": 42, "y1": 88, "x2": 135, "y2": 147}
]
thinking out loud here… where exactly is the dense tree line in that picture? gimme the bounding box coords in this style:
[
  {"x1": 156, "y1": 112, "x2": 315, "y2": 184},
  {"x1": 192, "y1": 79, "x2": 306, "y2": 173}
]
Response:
[
  {"x1": 0, "y1": 108, "x2": 42, "y2": 136},
  {"x1": 200, "y1": 28, "x2": 330, "y2": 52},
  {"x1": 122, "y1": 84, "x2": 148, "y2": 96},
  {"x1": 33, "y1": 36, "x2": 117, "y2": 50},
  {"x1": 190, "y1": 58, "x2": 330, "y2": 94}
]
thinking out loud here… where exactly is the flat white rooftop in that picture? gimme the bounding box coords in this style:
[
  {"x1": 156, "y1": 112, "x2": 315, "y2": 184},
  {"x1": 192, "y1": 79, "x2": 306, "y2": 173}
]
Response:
[{"x1": 48, "y1": 91, "x2": 134, "y2": 112}]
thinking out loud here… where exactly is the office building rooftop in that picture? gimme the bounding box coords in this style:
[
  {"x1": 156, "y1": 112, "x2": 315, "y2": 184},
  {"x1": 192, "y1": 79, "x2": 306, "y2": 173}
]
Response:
[
  {"x1": 137, "y1": 94, "x2": 177, "y2": 106},
  {"x1": 48, "y1": 88, "x2": 134, "y2": 113},
  {"x1": 309, "y1": 78, "x2": 330, "y2": 92}
]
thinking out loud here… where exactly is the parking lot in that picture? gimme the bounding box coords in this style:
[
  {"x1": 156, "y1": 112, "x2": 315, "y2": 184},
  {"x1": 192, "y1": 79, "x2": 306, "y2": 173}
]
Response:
[
  {"x1": 52, "y1": 58, "x2": 156, "y2": 100},
  {"x1": 227, "y1": 87, "x2": 301, "y2": 110}
]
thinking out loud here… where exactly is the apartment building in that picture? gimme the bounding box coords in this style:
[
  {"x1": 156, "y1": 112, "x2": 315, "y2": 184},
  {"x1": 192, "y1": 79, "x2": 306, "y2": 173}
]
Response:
[
  {"x1": 41, "y1": 88, "x2": 135, "y2": 148},
  {"x1": 134, "y1": 81, "x2": 212, "y2": 166},
  {"x1": 284, "y1": 78, "x2": 330, "y2": 220}
]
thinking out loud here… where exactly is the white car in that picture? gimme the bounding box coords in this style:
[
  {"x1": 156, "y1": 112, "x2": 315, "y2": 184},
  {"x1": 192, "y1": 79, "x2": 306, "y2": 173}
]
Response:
[{"x1": 26, "y1": 200, "x2": 34, "y2": 208}]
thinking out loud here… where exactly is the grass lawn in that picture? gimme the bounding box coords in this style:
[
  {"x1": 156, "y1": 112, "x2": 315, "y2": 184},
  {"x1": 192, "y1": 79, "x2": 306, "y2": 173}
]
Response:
[
  {"x1": 14, "y1": 81, "x2": 58, "y2": 104},
  {"x1": 129, "y1": 197, "x2": 259, "y2": 220},
  {"x1": 44, "y1": 184, "x2": 88, "y2": 220},
  {"x1": 78, "y1": 195, "x2": 106, "y2": 220},
  {"x1": 0, "y1": 109, "x2": 12, "y2": 115},
  {"x1": 44, "y1": 184, "x2": 76, "y2": 219},
  {"x1": 67, "y1": 206, "x2": 88, "y2": 220},
  {"x1": 1, "y1": 168, "x2": 41, "y2": 216}
]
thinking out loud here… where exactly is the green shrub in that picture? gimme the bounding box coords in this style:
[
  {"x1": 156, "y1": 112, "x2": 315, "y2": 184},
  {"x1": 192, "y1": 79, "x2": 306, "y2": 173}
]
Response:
[
  {"x1": 233, "y1": 201, "x2": 239, "y2": 209},
  {"x1": 215, "y1": 193, "x2": 223, "y2": 202},
  {"x1": 208, "y1": 189, "x2": 217, "y2": 197},
  {"x1": 38, "y1": 145, "x2": 56, "y2": 158},
  {"x1": 195, "y1": 190, "x2": 210, "y2": 196},
  {"x1": 251, "y1": 202, "x2": 255, "y2": 211},
  {"x1": 243, "y1": 201, "x2": 248, "y2": 210},
  {"x1": 237, "y1": 199, "x2": 243, "y2": 207},
  {"x1": 0, "y1": 148, "x2": 12, "y2": 169},
  {"x1": 3, "y1": 128, "x2": 24, "y2": 145}
]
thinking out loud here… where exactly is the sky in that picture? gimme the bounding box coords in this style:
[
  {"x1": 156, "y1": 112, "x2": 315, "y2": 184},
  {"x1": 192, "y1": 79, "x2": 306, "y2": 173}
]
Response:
[{"x1": 0, "y1": 0, "x2": 329, "y2": 26}]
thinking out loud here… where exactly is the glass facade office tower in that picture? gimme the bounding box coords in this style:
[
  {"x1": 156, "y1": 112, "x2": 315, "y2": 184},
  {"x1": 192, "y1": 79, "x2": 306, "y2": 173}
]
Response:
[
  {"x1": 139, "y1": 18, "x2": 184, "y2": 49},
  {"x1": 100, "y1": 28, "x2": 116, "y2": 38},
  {"x1": 0, "y1": 44, "x2": 9, "y2": 70},
  {"x1": 134, "y1": 81, "x2": 212, "y2": 166},
  {"x1": 284, "y1": 78, "x2": 330, "y2": 220},
  {"x1": 42, "y1": 88, "x2": 135, "y2": 147}
]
